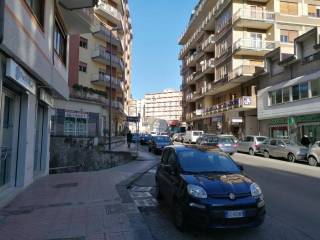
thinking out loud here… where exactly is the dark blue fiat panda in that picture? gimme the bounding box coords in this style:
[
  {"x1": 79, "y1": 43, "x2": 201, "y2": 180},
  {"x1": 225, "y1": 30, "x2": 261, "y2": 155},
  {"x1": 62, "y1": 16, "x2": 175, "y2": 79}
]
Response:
[{"x1": 155, "y1": 145, "x2": 265, "y2": 230}]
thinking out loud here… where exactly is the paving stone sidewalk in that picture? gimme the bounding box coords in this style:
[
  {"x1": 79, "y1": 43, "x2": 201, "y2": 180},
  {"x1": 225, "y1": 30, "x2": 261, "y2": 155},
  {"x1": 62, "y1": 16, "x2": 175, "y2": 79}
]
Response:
[{"x1": 0, "y1": 151, "x2": 158, "y2": 240}]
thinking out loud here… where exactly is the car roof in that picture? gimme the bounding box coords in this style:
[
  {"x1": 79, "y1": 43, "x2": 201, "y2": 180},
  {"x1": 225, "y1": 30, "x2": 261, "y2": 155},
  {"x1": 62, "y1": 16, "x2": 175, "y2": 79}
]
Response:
[{"x1": 165, "y1": 145, "x2": 223, "y2": 155}]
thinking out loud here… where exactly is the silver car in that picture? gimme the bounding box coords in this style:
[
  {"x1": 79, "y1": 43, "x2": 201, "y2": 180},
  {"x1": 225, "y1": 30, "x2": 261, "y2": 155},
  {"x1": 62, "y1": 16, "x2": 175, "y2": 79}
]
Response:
[
  {"x1": 307, "y1": 141, "x2": 320, "y2": 166},
  {"x1": 260, "y1": 139, "x2": 308, "y2": 162},
  {"x1": 237, "y1": 135, "x2": 268, "y2": 155}
]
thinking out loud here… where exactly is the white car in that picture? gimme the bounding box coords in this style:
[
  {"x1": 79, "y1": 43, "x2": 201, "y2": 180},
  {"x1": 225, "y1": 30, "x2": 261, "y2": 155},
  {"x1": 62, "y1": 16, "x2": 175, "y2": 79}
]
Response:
[{"x1": 183, "y1": 130, "x2": 204, "y2": 144}]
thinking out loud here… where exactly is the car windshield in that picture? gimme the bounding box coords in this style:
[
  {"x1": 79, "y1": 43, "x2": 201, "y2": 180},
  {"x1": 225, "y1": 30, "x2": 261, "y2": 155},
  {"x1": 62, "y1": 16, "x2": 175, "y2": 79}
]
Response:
[
  {"x1": 257, "y1": 137, "x2": 267, "y2": 142},
  {"x1": 154, "y1": 136, "x2": 171, "y2": 142},
  {"x1": 218, "y1": 137, "x2": 234, "y2": 144},
  {"x1": 193, "y1": 131, "x2": 202, "y2": 136},
  {"x1": 177, "y1": 150, "x2": 241, "y2": 174}
]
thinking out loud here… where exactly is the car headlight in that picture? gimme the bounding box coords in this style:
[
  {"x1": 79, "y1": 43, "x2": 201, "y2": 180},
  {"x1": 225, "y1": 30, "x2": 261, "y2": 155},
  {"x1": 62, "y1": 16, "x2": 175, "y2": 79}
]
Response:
[
  {"x1": 250, "y1": 183, "x2": 262, "y2": 198},
  {"x1": 187, "y1": 184, "x2": 207, "y2": 199}
]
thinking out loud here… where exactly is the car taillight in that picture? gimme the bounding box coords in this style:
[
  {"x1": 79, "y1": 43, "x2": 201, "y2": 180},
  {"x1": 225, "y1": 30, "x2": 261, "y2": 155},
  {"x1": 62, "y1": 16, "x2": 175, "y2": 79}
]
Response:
[
  {"x1": 255, "y1": 144, "x2": 260, "y2": 150},
  {"x1": 217, "y1": 144, "x2": 223, "y2": 147},
  {"x1": 233, "y1": 144, "x2": 238, "y2": 148}
]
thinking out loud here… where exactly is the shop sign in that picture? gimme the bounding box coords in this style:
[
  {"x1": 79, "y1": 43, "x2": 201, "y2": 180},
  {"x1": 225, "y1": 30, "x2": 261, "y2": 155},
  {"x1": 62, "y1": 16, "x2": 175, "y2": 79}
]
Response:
[
  {"x1": 6, "y1": 59, "x2": 36, "y2": 95},
  {"x1": 269, "y1": 118, "x2": 287, "y2": 125},
  {"x1": 295, "y1": 114, "x2": 320, "y2": 123},
  {"x1": 127, "y1": 116, "x2": 140, "y2": 123},
  {"x1": 65, "y1": 111, "x2": 88, "y2": 119},
  {"x1": 212, "y1": 115, "x2": 223, "y2": 122},
  {"x1": 232, "y1": 118, "x2": 243, "y2": 123},
  {"x1": 39, "y1": 89, "x2": 54, "y2": 107}
]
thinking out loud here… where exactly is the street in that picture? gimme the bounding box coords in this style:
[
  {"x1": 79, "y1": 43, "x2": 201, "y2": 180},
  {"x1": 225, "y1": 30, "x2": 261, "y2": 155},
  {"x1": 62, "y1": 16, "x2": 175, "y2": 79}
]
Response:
[{"x1": 130, "y1": 144, "x2": 320, "y2": 240}]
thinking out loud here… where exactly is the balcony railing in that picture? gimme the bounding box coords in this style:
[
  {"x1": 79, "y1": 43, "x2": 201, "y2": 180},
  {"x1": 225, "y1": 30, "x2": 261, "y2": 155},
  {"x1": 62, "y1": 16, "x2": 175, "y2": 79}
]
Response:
[
  {"x1": 228, "y1": 65, "x2": 263, "y2": 81},
  {"x1": 233, "y1": 8, "x2": 275, "y2": 22},
  {"x1": 233, "y1": 38, "x2": 276, "y2": 51},
  {"x1": 186, "y1": 72, "x2": 196, "y2": 83},
  {"x1": 92, "y1": 25, "x2": 124, "y2": 52},
  {"x1": 202, "y1": 34, "x2": 215, "y2": 50},
  {"x1": 91, "y1": 73, "x2": 123, "y2": 90},
  {"x1": 95, "y1": 1, "x2": 122, "y2": 22},
  {"x1": 201, "y1": 58, "x2": 215, "y2": 72},
  {"x1": 92, "y1": 47, "x2": 124, "y2": 70}
]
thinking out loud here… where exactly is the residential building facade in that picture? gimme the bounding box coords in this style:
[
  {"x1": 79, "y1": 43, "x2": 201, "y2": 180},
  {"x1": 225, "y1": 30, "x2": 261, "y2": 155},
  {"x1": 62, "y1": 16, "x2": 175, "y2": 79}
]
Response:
[
  {"x1": 257, "y1": 27, "x2": 320, "y2": 143},
  {"x1": 52, "y1": 0, "x2": 133, "y2": 139},
  {"x1": 0, "y1": 0, "x2": 96, "y2": 206},
  {"x1": 144, "y1": 89, "x2": 183, "y2": 123},
  {"x1": 128, "y1": 98, "x2": 146, "y2": 133},
  {"x1": 179, "y1": 0, "x2": 320, "y2": 138}
]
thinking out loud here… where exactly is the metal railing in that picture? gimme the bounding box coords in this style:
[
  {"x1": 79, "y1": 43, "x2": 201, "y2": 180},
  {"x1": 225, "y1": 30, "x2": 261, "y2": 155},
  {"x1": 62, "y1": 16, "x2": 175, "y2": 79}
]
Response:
[
  {"x1": 233, "y1": 38, "x2": 276, "y2": 51},
  {"x1": 228, "y1": 65, "x2": 263, "y2": 80},
  {"x1": 233, "y1": 8, "x2": 275, "y2": 22},
  {"x1": 96, "y1": 1, "x2": 122, "y2": 22},
  {"x1": 202, "y1": 34, "x2": 215, "y2": 50}
]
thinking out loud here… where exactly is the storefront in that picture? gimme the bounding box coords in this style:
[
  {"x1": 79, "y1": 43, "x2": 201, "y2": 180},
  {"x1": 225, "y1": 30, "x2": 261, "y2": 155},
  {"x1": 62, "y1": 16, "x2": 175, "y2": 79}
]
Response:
[{"x1": 267, "y1": 114, "x2": 320, "y2": 144}]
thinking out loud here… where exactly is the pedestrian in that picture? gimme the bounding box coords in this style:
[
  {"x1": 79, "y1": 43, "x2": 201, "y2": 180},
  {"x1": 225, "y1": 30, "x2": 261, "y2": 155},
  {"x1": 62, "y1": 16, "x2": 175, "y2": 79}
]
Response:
[
  {"x1": 301, "y1": 135, "x2": 310, "y2": 147},
  {"x1": 127, "y1": 130, "x2": 132, "y2": 149}
]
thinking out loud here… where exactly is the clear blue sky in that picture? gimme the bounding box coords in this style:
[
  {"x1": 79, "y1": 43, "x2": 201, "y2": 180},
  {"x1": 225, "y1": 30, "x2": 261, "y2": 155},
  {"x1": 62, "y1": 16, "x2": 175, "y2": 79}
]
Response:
[{"x1": 130, "y1": 0, "x2": 198, "y2": 99}]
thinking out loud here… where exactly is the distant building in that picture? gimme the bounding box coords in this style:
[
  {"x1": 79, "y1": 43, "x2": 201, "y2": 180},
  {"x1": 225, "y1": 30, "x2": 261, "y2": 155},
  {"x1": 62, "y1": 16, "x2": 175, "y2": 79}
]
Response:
[{"x1": 128, "y1": 99, "x2": 146, "y2": 133}]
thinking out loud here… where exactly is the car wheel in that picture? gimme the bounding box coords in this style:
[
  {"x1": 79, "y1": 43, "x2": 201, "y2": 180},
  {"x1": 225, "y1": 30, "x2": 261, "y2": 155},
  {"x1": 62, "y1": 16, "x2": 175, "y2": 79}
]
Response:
[
  {"x1": 249, "y1": 148, "x2": 255, "y2": 156},
  {"x1": 308, "y1": 156, "x2": 318, "y2": 167},
  {"x1": 288, "y1": 153, "x2": 296, "y2": 163},
  {"x1": 173, "y1": 202, "x2": 186, "y2": 231},
  {"x1": 264, "y1": 151, "x2": 269, "y2": 158}
]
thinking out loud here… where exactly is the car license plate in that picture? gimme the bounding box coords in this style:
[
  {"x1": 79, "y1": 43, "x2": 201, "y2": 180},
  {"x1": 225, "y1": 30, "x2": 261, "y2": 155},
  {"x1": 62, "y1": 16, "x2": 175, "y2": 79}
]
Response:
[
  {"x1": 224, "y1": 144, "x2": 231, "y2": 147},
  {"x1": 224, "y1": 210, "x2": 245, "y2": 218}
]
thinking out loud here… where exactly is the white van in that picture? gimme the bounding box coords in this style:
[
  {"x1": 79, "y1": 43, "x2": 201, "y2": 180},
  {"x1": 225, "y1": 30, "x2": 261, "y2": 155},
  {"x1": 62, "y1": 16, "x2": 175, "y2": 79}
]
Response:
[{"x1": 184, "y1": 130, "x2": 204, "y2": 144}]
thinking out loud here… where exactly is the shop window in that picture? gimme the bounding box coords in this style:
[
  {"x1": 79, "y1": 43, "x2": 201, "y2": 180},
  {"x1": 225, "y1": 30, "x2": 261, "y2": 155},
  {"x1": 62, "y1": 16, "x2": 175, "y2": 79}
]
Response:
[
  {"x1": 54, "y1": 17, "x2": 67, "y2": 64},
  {"x1": 280, "y1": 30, "x2": 298, "y2": 43},
  {"x1": 308, "y1": 5, "x2": 320, "y2": 18},
  {"x1": 311, "y1": 78, "x2": 320, "y2": 97},
  {"x1": 283, "y1": 87, "x2": 290, "y2": 102},
  {"x1": 25, "y1": 0, "x2": 44, "y2": 27},
  {"x1": 280, "y1": 1, "x2": 298, "y2": 15},
  {"x1": 79, "y1": 62, "x2": 87, "y2": 73},
  {"x1": 80, "y1": 37, "x2": 88, "y2": 49}
]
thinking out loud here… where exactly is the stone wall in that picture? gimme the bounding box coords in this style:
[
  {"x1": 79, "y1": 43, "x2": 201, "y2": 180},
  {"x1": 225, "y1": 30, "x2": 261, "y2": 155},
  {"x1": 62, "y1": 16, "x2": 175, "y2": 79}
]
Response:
[{"x1": 49, "y1": 136, "x2": 131, "y2": 174}]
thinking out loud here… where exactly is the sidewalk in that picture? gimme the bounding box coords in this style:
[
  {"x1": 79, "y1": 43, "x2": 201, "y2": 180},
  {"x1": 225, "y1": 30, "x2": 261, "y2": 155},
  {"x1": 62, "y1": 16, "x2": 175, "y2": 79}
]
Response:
[{"x1": 0, "y1": 149, "x2": 158, "y2": 240}]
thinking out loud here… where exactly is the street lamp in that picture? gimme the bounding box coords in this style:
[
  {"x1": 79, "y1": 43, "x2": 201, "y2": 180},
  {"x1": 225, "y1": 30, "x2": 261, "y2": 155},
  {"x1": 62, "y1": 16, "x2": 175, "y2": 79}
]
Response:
[{"x1": 106, "y1": 26, "x2": 122, "y2": 151}]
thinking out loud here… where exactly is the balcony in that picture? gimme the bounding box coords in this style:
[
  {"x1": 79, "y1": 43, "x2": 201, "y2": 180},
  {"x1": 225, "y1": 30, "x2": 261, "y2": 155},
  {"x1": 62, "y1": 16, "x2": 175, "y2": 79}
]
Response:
[
  {"x1": 92, "y1": 25, "x2": 124, "y2": 52},
  {"x1": 95, "y1": 1, "x2": 123, "y2": 27},
  {"x1": 232, "y1": 8, "x2": 275, "y2": 29},
  {"x1": 70, "y1": 88, "x2": 124, "y2": 111},
  {"x1": 91, "y1": 47, "x2": 124, "y2": 71},
  {"x1": 201, "y1": 58, "x2": 215, "y2": 73},
  {"x1": 91, "y1": 73, "x2": 124, "y2": 91},
  {"x1": 233, "y1": 38, "x2": 276, "y2": 56},
  {"x1": 228, "y1": 65, "x2": 263, "y2": 82},
  {"x1": 202, "y1": 96, "x2": 257, "y2": 116},
  {"x1": 202, "y1": 34, "x2": 215, "y2": 52},
  {"x1": 186, "y1": 72, "x2": 196, "y2": 84}
]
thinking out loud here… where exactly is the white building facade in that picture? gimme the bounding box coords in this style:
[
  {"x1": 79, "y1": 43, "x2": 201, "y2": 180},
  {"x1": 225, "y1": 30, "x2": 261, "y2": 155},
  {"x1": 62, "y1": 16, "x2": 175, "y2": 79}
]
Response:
[{"x1": 0, "y1": 0, "x2": 96, "y2": 207}]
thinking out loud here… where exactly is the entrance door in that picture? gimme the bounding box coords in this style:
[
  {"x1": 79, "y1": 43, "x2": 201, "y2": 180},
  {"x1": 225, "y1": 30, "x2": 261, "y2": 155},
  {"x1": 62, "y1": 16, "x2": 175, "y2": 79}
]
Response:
[
  {"x1": 0, "y1": 90, "x2": 20, "y2": 189},
  {"x1": 34, "y1": 104, "x2": 45, "y2": 175}
]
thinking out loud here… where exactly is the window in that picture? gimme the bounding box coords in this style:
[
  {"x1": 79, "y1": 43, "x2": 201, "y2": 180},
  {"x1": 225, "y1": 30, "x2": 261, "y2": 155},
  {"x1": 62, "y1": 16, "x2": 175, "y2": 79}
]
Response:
[
  {"x1": 80, "y1": 37, "x2": 88, "y2": 49},
  {"x1": 280, "y1": 30, "x2": 298, "y2": 43},
  {"x1": 64, "y1": 117, "x2": 88, "y2": 137},
  {"x1": 270, "y1": 140, "x2": 277, "y2": 146},
  {"x1": 25, "y1": 0, "x2": 44, "y2": 27},
  {"x1": 54, "y1": 18, "x2": 67, "y2": 64},
  {"x1": 270, "y1": 89, "x2": 282, "y2": 105},
  {"x1": 292, "y1": 84, "x2": 300, "y2": 100},
  {"x1": 79, "y1": 62, "x2": 87, "y2": 73},
  {"x1": 300, "y1": 82, "x2": 309, "y2": 99},
  {"x1": 283, "y1": 87, "x2": 290, "y2": 102},
  {"x1": 311, "y1": 78, "x2": 320, "y2": 97},
  {"x1": 308, "y1": 5, "x2": 320, "y2": 18},
  {"x1": 276, "y1": 89, "x2": 282, "y2": 104},
  {"x1": 280, "y1": 1, "x2": 298, "y2": 15}
]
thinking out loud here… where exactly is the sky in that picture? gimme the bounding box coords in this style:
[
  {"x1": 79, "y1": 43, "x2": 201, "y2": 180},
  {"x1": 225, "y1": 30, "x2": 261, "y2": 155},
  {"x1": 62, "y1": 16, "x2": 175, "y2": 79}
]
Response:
[{"x1": 130, "y1": 0, "x2": 198, "y2": 99}]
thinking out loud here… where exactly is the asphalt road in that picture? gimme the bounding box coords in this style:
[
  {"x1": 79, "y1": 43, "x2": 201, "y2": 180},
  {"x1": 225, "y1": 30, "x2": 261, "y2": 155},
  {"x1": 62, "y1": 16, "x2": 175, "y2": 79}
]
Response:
[{"x1": 130, "y1": 144, "x2": 320, "y2": 240}]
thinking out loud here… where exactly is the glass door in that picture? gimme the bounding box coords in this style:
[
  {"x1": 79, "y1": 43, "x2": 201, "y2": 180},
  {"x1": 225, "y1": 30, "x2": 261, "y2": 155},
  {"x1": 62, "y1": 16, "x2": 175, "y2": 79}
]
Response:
[
  {"x1": 34, "y1": 105, "x2": 45, "y2": 174},
  {"x1": 250, "y1": 33, "x2": 263, "y2": 49},
  {"x1": 0, "y1": 91, "x2": 19, "y2": 189}
]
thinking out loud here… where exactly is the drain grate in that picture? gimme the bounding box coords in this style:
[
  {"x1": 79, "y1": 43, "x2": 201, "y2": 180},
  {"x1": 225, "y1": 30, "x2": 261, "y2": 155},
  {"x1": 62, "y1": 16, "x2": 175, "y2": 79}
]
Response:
[{"x1": 54, "y1": 182, "x2": 79, "y2": 189}]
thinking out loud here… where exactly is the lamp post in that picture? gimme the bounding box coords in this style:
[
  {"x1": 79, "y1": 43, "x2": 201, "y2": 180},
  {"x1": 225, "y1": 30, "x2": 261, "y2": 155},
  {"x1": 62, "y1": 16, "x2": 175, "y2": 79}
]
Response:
[{"x1": 106, "y1": 26, "x2": 121, "y2": 151}]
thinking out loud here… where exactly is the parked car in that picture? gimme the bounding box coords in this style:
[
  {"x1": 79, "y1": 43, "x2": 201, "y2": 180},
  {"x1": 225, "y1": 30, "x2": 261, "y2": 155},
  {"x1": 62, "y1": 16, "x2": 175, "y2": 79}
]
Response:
[
  {"x1": 173, "y1": 133, "x2": 186, "y2": 143},
  {"x1": 155, "y1": 145, "x2": 265, "y2": 230},
  {"x1": 160, "y1": 132, "x2": 169, "y2": 136},
  {"x1": 172, "y1": 133, "x2": 180, "y2": 142},
  {"x1": 140, "y1": 134, "x2": 152, "y2": 145},
  {"x1": 177, "y1": 133, "x2": 186, "y2": 143},
  {"x1": 148, "y1": 136, "x2": 172, "y2": 154},
  {"x1": 237, "y1": 136, "x2": 268, "y2": 155},
  {"x1": 260, "y1": 139, "x2": 308, "y2": 162},
  {"x1": 219, "y1": 134, "x2": 238, "y2": 144},
  {"x1": 197, "y1": 134, "x2": 237, "y2": 155},
  {"x1": 307, "y1": 141, "x2": 320, "y2": 166},
  {"x1": 131, "y1": 133, "x2": 140, "y2": 143},
  {"x1": 183, "y1": 130, "x2": 204, "y2": 144}
]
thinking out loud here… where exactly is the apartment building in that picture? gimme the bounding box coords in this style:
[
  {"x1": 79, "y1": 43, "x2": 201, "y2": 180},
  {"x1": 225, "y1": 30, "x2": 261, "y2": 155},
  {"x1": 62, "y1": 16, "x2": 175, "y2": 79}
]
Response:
[
  {"x1": 128, "y1": 99, "x2": 146, "y2": 132},
  {"x1": 144, "y1": 89, "x2": 182, "y2": 123},
  {"x1": 257, "y1": 27, "x2": 320, "y2": 143},
  {"x1": 179, "y1": 0, "x2": 320, "y2": 138},
  {"x1": 0, "y1": 0, "x2": 96, "y2": 206},
  {"x1": 52, "y1": 0, "x2": 133, "y2": 138}
]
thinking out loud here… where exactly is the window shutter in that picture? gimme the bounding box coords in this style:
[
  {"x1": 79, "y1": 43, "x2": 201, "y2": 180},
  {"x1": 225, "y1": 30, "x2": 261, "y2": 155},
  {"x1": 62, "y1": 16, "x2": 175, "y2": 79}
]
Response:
[
  {"x1": 288, "y1": 30, "x2": 298, "y2": 42},
  {"x1": 280, "y1": 2, "x2": 288, "y2": 14},
  {"x1": 308, "y1": 5, "x2": 316, "y2": 14},
  {"x1": 288, "y1": 2, "x2": 298, "y2": 15}
]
